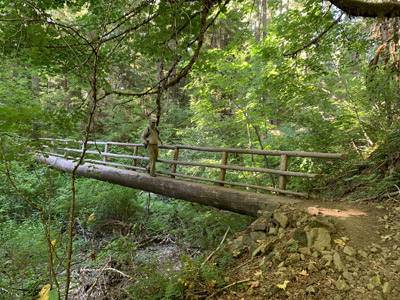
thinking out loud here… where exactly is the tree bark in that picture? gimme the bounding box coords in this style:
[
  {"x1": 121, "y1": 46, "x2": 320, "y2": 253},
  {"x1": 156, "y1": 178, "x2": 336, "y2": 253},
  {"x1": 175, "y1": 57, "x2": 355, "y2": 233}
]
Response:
[
  {"x1": 262, "y1": 0, "x2": 267, "y2": 39},
  {"x1": 35, "y1": 155, "x2": 302, "y2": 217},
  {"x1": 328, "y1": 0, "x2": 400, "y2": 18}
]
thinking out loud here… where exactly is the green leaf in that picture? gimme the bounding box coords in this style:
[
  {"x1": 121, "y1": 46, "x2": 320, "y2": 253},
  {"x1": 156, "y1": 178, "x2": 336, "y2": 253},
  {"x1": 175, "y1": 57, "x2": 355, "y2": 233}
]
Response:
[{"x1": 48, "y1": 288, "x2": 58, "y2": 300}]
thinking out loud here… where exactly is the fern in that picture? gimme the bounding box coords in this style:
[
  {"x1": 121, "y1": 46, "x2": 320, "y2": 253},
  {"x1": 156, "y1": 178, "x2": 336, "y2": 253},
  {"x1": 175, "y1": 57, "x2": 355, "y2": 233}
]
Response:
[{"x1": 162, "y1": 281, "x2": 184, "y2": 300}]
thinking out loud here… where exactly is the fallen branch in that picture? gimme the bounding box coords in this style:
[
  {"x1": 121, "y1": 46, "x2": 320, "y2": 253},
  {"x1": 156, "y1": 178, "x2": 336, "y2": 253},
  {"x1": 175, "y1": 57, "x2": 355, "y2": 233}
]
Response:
[
  {"x1": 206, "y1": 279, "x2": 251, "y2": 300},
  {"x1": 202, "y1": 226, "x2": 230, "y2": 265},
  {"x1": 361, "y1": 191, "x2": 400, "y2": 202},
  {"x1": 234, "y1": 259, "x2": 253, "y2": 271},
  {"x1": 82, "y1": 267, "x2": 133, "y2": 280},
  {"x1": 385, "y1": 190, "x2": 400, "y2": 202},
  {"x1": 85, "y1": 257, "x2": 111, "y2": 300}
]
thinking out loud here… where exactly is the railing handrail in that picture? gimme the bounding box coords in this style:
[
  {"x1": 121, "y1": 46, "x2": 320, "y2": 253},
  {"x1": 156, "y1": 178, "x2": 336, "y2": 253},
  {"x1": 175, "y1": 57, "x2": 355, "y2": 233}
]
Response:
[
  {"x1": 38, "y1": 138, "x2": 347, "y2": 159},
  {"x1": 38, "y1": 138, "x2": 347, "y2": 198},
  {"x1": 40, "y1": 146, "x2": 321, "y2": 179}
]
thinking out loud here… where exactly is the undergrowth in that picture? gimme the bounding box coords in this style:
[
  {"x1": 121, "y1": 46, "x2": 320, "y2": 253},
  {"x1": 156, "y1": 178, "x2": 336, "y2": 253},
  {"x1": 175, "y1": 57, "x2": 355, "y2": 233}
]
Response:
[
  {"x1": 75, "y1": 180, "x2": 253, "y2": 299},
  {"x1": 319, "y1": 127, "x2": 400, "y2": 201}
]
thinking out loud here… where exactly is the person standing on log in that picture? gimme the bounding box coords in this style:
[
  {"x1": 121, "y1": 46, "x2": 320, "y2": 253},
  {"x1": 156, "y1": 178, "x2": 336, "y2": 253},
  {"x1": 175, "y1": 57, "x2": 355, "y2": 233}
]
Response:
[{"x1": 141, "y1": 119, "x2": 163, "y2": 177}]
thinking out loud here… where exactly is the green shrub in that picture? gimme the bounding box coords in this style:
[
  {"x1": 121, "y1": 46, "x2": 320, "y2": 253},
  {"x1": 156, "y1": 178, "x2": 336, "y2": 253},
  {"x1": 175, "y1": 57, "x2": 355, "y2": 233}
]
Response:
[
  {"x1": 126, "y1": 263, "x2": 184, "y2": 300},
  {"x1": 0, "y1": 219, "x2": 49, "y2": 299},
  {"x1": 75, "y1": 179, "x2": 143, "y2": 235}
]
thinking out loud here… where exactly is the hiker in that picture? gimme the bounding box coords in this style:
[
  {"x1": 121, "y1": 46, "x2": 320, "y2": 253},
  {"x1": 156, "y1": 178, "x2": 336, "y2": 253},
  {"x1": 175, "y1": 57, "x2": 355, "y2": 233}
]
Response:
[{"x1": 141, "y1": 119, "x2": 163, "y2": 177}]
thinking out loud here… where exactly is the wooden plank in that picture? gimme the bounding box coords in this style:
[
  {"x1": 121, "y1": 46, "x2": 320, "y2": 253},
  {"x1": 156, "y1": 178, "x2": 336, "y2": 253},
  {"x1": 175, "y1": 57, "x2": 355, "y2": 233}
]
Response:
[
  {"x1": 158, "y1": 158, "x2": 321, "y2": 179},
  {"x1": 85, "y1": 159, "x2": 143, "y2": 171},
  {"x1": 102, "y1": 142, "x2": 144, "y2": 147},
  {"x1": 54, "y1": 148, "x2": 149, "y2": 161},
  {"x1": 40, "y1": 138, "x2": 107, "y2": 146},
  {"x1": 159, "y1": 170, "x2": 308, "y2": 198},
  {"x1": 161, "y1": 145, "x2": 347, "y2": 159}
]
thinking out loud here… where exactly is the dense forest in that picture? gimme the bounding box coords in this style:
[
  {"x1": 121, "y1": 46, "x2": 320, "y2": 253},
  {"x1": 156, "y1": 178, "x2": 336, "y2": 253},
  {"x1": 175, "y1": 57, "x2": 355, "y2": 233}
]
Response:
[{"x1": 1, "y1": 0, "x2": 400, "y2": 299}]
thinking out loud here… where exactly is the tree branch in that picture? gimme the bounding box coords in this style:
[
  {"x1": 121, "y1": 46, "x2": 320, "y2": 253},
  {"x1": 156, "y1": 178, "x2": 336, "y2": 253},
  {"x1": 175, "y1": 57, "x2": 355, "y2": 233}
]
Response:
[
  {"x1": 162, "y1": 4, "x2": 212, "y2": 90},
  {"x1": 328, "y1": 0, "x2": 400, "y2": 18},
  {"x1": 285, "y1": 13, "x2": 343, "y2": 57}
]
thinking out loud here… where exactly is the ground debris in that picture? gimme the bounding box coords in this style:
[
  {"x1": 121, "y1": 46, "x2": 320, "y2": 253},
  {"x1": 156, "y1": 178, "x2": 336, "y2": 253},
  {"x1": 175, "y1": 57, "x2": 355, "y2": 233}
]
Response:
[{"x1": 202, "y1": 201, "x2": 400, "y2": 300}]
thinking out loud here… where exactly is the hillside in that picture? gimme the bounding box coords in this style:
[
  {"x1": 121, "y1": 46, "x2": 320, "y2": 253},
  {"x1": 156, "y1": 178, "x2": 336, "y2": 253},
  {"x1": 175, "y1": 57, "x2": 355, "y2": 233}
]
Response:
[{"x1": 192, "y1": 199, "x2": 400, "y2": 300}]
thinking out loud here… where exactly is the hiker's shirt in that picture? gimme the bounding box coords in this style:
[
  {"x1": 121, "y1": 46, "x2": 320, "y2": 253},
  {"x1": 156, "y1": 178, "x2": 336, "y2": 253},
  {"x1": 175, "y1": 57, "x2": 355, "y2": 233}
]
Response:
[{"x1": 141, "y1": 127, "x2": 160, "y2": 145}]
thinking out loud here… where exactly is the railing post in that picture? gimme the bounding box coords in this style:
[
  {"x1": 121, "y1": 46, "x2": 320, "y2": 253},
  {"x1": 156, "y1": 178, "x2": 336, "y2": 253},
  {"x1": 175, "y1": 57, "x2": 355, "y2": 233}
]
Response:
[
  {"x1": 50, "y1": 139, "x2": 55, "y2": 154},
  {"x1": 64, "y1": 141, "x2": 68, "y2": 156},
  {"x1": 104, "y1": 142, "x2": 109, "y2": 162},
  {"x1": 219, "y1": 151, "x2": 228, "y2": 186},
  {"x1": 171, "y1": 147, "x2": 180, "y2": 178},
  {"x1": 279, "y1": 154, "x2": 288, "y2": 190},
  {"x1": 132, "y1": 146, "x2": 138, "y2": 166}
]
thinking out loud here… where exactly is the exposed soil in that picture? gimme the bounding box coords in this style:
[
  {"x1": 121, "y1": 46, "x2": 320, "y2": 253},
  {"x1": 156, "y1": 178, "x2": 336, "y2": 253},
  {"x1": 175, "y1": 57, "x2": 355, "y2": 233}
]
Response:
[
  {"x1": 199, "y1": 199, "x2": 400, "y2": 300},
  {"x1": 295, "y1": 199, "x2": 389, "y2": 248},
  {"x1": 67, "y1": 197, "x2": 400, "y2": 300}
]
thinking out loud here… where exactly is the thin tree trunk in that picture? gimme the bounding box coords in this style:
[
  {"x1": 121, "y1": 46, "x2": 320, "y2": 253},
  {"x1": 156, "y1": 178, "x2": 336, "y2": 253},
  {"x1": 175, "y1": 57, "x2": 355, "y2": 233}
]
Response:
[
  {"x1": 255, "y1": 0, "x2": 261, "y2": 43},
  {"x1": 262, "y1": 0, "x2": 267, "y2": 39}
]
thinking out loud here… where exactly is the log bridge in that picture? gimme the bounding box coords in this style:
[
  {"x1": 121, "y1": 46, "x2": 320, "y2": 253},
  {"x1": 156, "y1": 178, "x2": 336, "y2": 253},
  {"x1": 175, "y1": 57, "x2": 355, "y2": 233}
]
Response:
[{"x1": 36, "y1": 139, "x2": 347, "y2": 217}]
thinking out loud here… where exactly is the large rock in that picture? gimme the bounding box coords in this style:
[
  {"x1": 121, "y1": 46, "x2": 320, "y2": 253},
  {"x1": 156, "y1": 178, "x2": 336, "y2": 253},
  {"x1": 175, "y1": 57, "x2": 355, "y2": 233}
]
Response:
[
  {"x1": 308, "y1": 228, "x2": 332, "y2": 251},
  {"x1": 336, "y1": 279, "x2": 351, "y2": 291},
  {"x1": 343, "y1": 245, "x2": 356, "y2": 257},
  {"x1": 308, "y1": 218, "x2": 336, "y2": 233},
  {"x1": 293, "y1": 228, "x2": 307, "y2": 246},
  {"x1": 250, "y1": 231, "x2": 267, "y2": 242},
  {"x1": 273, "y1": 212, "x2": 289, "y2": 228},
  {"x1": 382, "y1": 281, "x2": 395, "y2": 294},
  {"x1": 333, "y1": 251, "x2": 345, "y2": 272}
]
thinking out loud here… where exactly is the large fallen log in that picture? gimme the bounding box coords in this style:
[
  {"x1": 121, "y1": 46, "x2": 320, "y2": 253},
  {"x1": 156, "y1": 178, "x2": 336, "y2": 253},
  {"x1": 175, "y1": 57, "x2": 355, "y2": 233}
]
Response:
[{"x1": 35, "y1": 155, "x2": 302, "y2": 217}]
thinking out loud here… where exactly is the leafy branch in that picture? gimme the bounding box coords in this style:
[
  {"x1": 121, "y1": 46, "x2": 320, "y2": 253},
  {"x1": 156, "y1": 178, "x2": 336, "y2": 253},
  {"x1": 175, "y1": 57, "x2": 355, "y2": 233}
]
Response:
[
  {"x1": 284, "y1": 13, "x2": 343, "y2": 57},
  {"x1": 0, "y1": 138, "x2": 61, "y2": 299},
  {"x1": 328, "y1": 0, "x2": 400, "y2": 18}
]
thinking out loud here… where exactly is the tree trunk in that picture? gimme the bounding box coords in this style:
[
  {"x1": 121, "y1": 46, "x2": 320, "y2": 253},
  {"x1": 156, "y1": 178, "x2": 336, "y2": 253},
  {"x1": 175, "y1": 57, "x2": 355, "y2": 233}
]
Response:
[
  {"x1": 35, "y1": 155, "x2": 302, "y2": 217},
  {"x1": 255, "y1": 0, "x2": 261, "y2": 43},
  {"x1": 32, "y1": 74, "x2": 39, "y2": 94},
  {"x1": 262, "y1": 0, "x2": 267, "y2": 39}
]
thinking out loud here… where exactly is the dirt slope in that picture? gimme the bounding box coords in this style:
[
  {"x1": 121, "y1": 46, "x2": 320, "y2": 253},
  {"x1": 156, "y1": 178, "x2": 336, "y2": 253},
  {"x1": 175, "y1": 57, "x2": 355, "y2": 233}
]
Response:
[{"x1": 199, "y1": 199, "x2": 400, "y2": 300}]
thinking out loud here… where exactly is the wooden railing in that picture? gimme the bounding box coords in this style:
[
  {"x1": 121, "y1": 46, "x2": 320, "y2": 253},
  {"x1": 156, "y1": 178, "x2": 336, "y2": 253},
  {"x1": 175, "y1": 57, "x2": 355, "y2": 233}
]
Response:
[{"x1": 38, "y1": 138, "x2": 347, "y2": 198}]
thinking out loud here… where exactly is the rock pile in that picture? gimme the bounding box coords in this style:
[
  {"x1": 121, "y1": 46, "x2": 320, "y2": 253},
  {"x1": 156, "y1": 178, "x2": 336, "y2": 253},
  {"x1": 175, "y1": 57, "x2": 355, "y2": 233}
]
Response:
[{"x1": 226, "y1": 204, "x2": 400, "y2": 300}]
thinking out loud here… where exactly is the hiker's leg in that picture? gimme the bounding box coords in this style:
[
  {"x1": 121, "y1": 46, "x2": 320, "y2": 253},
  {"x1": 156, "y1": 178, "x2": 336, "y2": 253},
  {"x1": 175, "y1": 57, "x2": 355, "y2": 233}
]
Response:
[{"x1": 147, "y1": 145, "x2": 157, "y2": 175}]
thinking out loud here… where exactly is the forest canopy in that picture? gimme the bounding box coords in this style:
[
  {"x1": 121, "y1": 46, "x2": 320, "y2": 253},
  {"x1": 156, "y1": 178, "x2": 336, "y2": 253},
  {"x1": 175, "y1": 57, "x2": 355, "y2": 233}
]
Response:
[{"x1": 1, "y1": 0, "x2": 400, "y2": 299}]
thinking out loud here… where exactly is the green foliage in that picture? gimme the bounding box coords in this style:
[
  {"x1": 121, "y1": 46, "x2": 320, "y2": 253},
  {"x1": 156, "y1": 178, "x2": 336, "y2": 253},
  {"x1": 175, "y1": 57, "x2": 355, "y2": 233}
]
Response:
[
  {"x1": 48, "y1": 288, "x2": 58, "y2": 300},
  {"x1": 98, "y1": 234, "x2": 138, "y2": 264},
  {"x1": 126, "y1": 254, "x2": 228, "y2": 300},
  {"x1": 2, "y1": 0, "x2": 400, "y2": 298},
  {"x1": 80, "y1": 191, "x2": 251, "y2": 299},
  {"x1": 0, "y1": 162, "x2": 51, "y2": 218},
  {"x1": 75, "y1": 179, "x2": 142, "y2": 235},
  {"x1": 127, "y1": 264, "x2": 184, "y2": 300},
  {"x1": 0, "y1": 219, "x2": 49, "y2": 299},
  {"x1": 141, "y1": 195, "x2": 252, "y2": 249}
]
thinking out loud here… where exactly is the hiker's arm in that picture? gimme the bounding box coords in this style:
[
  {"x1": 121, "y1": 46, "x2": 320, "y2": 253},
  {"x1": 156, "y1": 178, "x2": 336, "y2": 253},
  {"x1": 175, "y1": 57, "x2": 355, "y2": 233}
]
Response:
[{"x1": 140, "y1": 128, "x2": 148, "y2": 144}]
